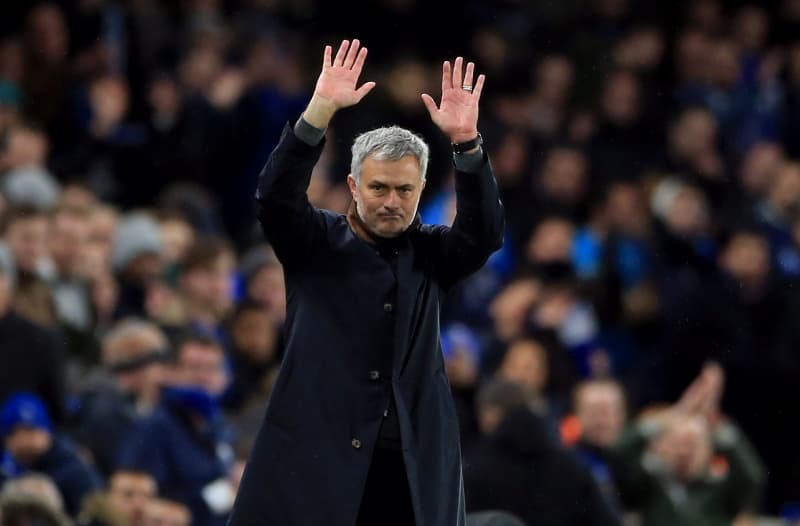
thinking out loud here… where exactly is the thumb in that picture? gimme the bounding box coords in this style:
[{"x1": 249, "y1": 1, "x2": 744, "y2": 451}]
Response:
[
  {"x1": 355, "y1": 81, "x2": 376, "y2": 101},
  {"x1": 421, "y1": 93, "x2": 438, "y2": 117}
]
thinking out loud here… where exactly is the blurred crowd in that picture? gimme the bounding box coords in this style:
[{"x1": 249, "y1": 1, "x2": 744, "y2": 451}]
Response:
[{"x1": 1, "y1": 0, "x2": 800, "y2": 524}]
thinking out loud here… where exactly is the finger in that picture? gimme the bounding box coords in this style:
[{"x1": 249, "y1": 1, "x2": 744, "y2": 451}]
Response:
[
  {"x1": 323, "y1": 45, "x2": 332, "y2": 69},
  {"x1": 453, "y1": 56, "x2": 463, "y2": 88},
  {"x1": 344, "y1": 38, "x2": 360, "y2": 69},
  {"x1": 421, "y1": 93, "x2": 438, "y2": 117},
  {"x1": 442, "y1": 61, "x2": 451, "y2": 94},
  {"x1": 355, "y1": 81, "x2": 376, "y2": 101},
  {"x1": 473, "y1": 74, "x2": 486, "y2": 99},
  {"x1": 334, "y1": 40, "x2": 349, "y2": 67},
  {"x1": 464, "y1": 61, "x2": 475, "y2": 89},
  {"x1": 353, "y1": 47, "x2": 368, "y2": 75}
]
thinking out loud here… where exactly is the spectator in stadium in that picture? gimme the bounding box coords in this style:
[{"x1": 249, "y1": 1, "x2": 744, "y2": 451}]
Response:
[
  {"x1": 610, "y1": 363, "x2": 765, "y2": 526},
  {"x1": 439, "y1": 323, "x2": 484, "y2": 444},
  {"x1": 75, "y1": 469, "x2": 156, "y2": 526},
  {"x1": 111, "y1": 212, "x2": 164, "y2": 321},
  {"x1": 0, "y1": 492, "x2": 71, "y2": 526},
  {"x1": 2, "y1": 204, "x2": 57, "y2": 326},
  {"x1": 222, "y1": 300, "x2": 280, "y2": 412},
  {"x1": 68, "y1": 318, "x2": 168, "y2": 476},
  {"x1": 473, "y1": 379, "x2": 531, "y2": 438},
  {"x1": 755, "y1": 161, "x2": 800, "y2": 276},
  {"x1": 106, "y1": 469, "x2": 157, "y2": 526},
  {"x1": 117, "y1": 333, "x2": 234, "y2": 526},
  {"x1": 495, "y1": 338, "x2": 550, "y2": 406},
  {"x1": 567, "y1": 379, "x2": 628, "y2": 518},
  {"x1": 236, "y1": 243, "x2": 285, "y2": 325},
  {"x1": 48, "y1": 204, "x2": 93, "y2": 333},
  {"x1": 0, "y1": 243, "x2": 66, "y2": 422},
  {"x1": 0, "y1": 392, "x2": 101, "y2": 517},
  {"x1": 1, "y1": 473, "x2": 65, "y2": 514},
  {"x1": 464, "y1": 380, "x2": 619, "y2": 526},
  {"x1": 176, "y1": 236, "x2": 235, "y2": 346}
]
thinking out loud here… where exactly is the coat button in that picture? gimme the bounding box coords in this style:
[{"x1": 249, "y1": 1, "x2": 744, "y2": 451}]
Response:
[
  {"x1": 383, "y1": 409, "x2": 389, "y2": 418},
  {"x1": 383, "y1": 303, "x2": 393, "y2": 312},
  {"x1": 351, "y1": 438, "x2": 362, "y2": 449},
  {"x1": 369, "y1": 370, "x2": 381, "y2": 380}
]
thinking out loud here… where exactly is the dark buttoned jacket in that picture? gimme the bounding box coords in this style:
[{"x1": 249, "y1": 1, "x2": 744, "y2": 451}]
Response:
[{"x1": 228, "y1": 122, "x2": 504, "y2": 526}]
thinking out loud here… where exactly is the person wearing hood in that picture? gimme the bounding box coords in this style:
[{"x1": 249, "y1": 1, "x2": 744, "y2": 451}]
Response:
[
  {"x1": 463, "y1": 380, "x2": 619, "y2": 526},
  {"x1": 0, "y1": 392, "x2": 102, "y2": 517},
  {"x1": 116, "y1": 332, "x2": 235, "y2": 526}
]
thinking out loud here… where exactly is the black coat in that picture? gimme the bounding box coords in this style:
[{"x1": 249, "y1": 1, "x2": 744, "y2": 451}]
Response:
[
  {"x1": 463, "y1": 407, "x2": 620, "y2": 526},
  {"x1": 228, "y1": 123, "x2": 504, "y2": 526},
  {"x1": 0, "y1": 312, "x2": 66, "y2": 422}
]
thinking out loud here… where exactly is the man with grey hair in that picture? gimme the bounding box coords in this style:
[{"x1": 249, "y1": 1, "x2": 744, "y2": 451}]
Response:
[{"x1": 230, "y1": 39, "x2": 503, "y2": 526}]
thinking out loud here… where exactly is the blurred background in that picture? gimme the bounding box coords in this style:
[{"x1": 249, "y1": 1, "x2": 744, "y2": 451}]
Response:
[{"x1": 1, "y1": 0, "x2": 800, "y2": 525}]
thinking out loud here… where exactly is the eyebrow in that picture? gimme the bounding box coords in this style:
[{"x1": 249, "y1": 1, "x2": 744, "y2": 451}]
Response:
[{"x1": 370, "y1": 181, "x2": 415, "y2": 189}]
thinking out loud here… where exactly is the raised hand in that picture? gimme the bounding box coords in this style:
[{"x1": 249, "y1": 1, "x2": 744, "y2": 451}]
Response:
[
  {"x1": 303, "y1": 39, "x2": 375, "y2": 128},
  {"x1": 421, "y1": 57, "x2": 485, "y2": 143}
]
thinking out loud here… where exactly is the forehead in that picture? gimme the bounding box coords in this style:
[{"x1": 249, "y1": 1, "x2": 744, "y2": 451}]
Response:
[
  {"x1": 8, "y1": 215, "x2": 48, "y2": 231},
  {"x1": 507, "y1": 341, "x2": 545, "y2": 361},
  {"x1": 578, "y1": 384, "x2": 622, "y2": 406},
  {"x1": 111, "y1": 472, "x2": 156, "y2": 490},
  {"x1": 359, "y1": 155, "x2": 422, "y2": 184}
]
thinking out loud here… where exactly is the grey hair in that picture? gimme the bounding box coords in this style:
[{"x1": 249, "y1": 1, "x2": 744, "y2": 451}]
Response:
[{"x1": 350, "y1": 126, "x2": 429, "y2": 184}]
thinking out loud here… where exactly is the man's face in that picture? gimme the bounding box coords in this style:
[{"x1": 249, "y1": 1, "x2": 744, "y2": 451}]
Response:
[
  {"x1": 232, "y1": 308, "x2": 277, "y2": 363},
  {"x1": 50, "y1": 212, "x2": 90, "y2": 277},
  {"x1": 176, "y1": 342, "x2": 227, "y2": 396},
  {"x1": 720, "y1": 233, "x2": 770, "y2": 285},
  {"x1": 109, "y1": 472, "x2": 157, "y2": 526},
  {"x1": 347, "y1": 155, "x2": 425, "y2": 238},
  {"x1": 656, "y1": 416, "x2": 712, "y2": 481},
  {"x1": 5, "y1": 216, "x2": 49, "y2": 273},
  {"x1": 5, "y1": 426, "x2": 51, "y2": 464},
  {"x1": 183, "y1": 253, "x2": 235, "y2": 317},
  {"x1": 575, "y1": 384, "x2": 626, "y2": 448},
  {"x1": 247, "y1": 265, "x2": 285, "y2": 322},
  {"x1": 498, "y1": 340, "x2": 548, "y2": 396}
]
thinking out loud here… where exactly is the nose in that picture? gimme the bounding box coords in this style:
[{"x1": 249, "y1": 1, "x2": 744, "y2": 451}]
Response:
[{"x1": 384, "y1": 190, "x2": 400, "y2": 209}]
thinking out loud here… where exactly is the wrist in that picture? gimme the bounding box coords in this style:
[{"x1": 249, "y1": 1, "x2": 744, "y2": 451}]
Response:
[
  {"x1": 303, "y1": 95, "x2": 337, "y2": 129},
  {"x1": 452, "y1": 132, "x2": 482, "y2": 155},
  {"x1": 449, "y1": 130, "x2": 480, "y2": 144}
]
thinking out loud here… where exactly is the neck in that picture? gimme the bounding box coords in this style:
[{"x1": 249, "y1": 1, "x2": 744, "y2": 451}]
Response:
[{"x1": 346, "y1": 201, "x2": 383, "y2": 244}]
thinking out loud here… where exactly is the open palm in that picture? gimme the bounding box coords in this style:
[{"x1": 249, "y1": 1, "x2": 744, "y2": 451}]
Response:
[
  {"x1": 422, "y1": 57, "x2": 485, "y2": 143},
  {"x1": 314, "y1": 39, "x2": 375, "y2": 110}
]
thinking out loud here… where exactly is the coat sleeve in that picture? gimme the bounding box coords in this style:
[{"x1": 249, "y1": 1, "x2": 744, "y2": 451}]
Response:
[
  {"x1": 608, "y1": 423, "x2": 656, "y2": 508},
  {"x1": 430, "y1": 152, "x2": 505, "y2": 290},
  {"x1": 714, "y1": 422, "x2": 766, "y2": 513},
  {"x1": 255, "y1": 121, "x2": 328, "y2": 268}
]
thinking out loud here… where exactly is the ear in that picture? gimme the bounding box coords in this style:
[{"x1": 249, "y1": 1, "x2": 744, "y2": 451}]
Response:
[{"x1": 346, "y1": 174, "x2": 358, "y2": 197}]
